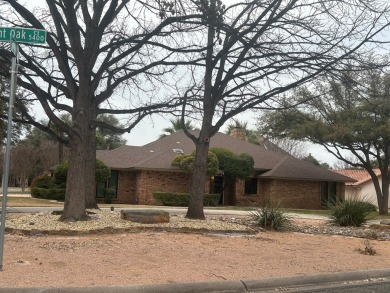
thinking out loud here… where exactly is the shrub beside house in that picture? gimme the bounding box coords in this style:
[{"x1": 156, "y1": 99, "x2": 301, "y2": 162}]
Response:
[{"x1": 31, "y1": 159, "x2": 111, "y2": 202}]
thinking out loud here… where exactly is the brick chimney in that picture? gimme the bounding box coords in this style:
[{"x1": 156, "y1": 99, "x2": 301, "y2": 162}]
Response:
[{"x1": 230, "y1": 127, "x2": 246, "y2": 141}]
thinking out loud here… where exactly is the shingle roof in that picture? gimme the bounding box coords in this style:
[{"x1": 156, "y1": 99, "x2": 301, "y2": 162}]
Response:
[
  {"x1": 97, "y1": 145, "x2": 152, "y2": 170},
  {"x1": 332, "y1": 169, "x2": 381, "y2": 186},
  {"x1": 98, "y1": 130, "x2": 354, "y2": 182},
  {"x1": 258, "y1": 156, "x2": 353, "y2": 182}
]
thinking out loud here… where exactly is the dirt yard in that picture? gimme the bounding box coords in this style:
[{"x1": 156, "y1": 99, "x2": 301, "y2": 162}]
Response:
[{"x1": 2, "y1": 218, "x2": 390, "y2": 288}]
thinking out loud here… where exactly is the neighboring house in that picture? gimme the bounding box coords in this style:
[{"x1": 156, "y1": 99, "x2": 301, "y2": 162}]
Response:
[
  {"x1": 332, "y1": 169, "x2": 389, "y2": 208},
  {"x1": 97, "y1": 130, "x2": 354, "y2": 209}
]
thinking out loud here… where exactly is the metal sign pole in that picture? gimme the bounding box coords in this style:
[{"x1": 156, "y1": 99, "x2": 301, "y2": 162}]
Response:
[{"x1": 0, "y1": 41, "x2": 19, "y2": 271}]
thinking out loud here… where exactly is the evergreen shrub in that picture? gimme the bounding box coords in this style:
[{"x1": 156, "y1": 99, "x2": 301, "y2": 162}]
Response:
[
  {"x1": 53, "y1": 159, "x2": 111, "y2": 188},
  {"x1": 31, "y1": 187, "x2": 66, "y2": 201},
  {"x1": 53, "y1": 160, "x2": 68, "y2": 188},
  {"x1": 104, "y1": 188, "x2": 116, "y2": 204},
  {"x1": 31, "y1": 175, "x2": 54, "y2": 189},
  {"x1": 153, "y1": 192, "x2": 220, "y2": 207}
]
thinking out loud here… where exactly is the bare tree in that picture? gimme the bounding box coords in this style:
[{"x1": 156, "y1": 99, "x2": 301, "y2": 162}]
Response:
[
  {"x1": 269, "y1": 138, "x2": 307, "y2": 159},
  {"x1": 5, "y1": 138, "x2": 67, "y2": 191},
  {"x1": 178, "y1": 0, "x2": 390, "y2": 219},
  {"x1": 0, "y1": 77, "x2": 30, "y2": 145},
  {"x1": 10, "y1": 143, "x2": 37, "y2": 191},
  {"x1": 0, "y1": 1, "x2": 202, "y2": 220},
  {"x1": 333, "y1": 160, "x2": 354, "y2": 170}
]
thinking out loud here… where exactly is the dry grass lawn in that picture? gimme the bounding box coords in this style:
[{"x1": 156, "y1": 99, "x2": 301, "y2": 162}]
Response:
[{"x1": 1, "y1": 196, "x2": 63, "y2": 207}]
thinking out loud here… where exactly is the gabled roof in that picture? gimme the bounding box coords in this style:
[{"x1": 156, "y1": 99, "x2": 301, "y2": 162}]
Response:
[
  {"x1": 98, "y1": 130, "x2": 354, "y2": 182},
  {"x1": 332, "y1": 169, "x2": 381, "y2": 186}
]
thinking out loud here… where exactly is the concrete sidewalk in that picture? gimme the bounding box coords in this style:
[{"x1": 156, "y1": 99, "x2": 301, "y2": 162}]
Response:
[
  {"x1": 1, "y1": 268, "x2": 390, "y2": 293},
  {"x1": 1, "y1": 187, "x2": 31, "y2": 198},
  {"x1": 5, "y1": 205, "x2": 330, "y2": 221}
]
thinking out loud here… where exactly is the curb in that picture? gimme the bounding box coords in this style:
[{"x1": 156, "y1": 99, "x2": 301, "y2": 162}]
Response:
[
  {"x1": 244, "y1": 268, "x2": 390, "y2": 291},
  {"x1": 1, "y1": 268, "x2": 390, "y2": 293}
]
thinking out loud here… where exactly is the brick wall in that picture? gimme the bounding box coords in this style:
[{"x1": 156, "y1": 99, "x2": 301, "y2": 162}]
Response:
[
  {"x1": 268, "y1": 179, "x2": 321, "y2": 209},
  {"x1": 235, "y1": 178, "x2": 346, "y2": 209},
  {"x1": 135, "y1": 170, "x2": 192, "y2": 205},
  {"x1": 117, "y1": 171, "x2": 138, "y2": 204},
  {"x1": 116, "y1": 169, "x2": 346, "y2": 209},
  {"x1": 235, "y1": 179, "x2": 268, "y2": 207},
  {"x1": 116, "y1": 170, "x2": 214, "y2": 205}
]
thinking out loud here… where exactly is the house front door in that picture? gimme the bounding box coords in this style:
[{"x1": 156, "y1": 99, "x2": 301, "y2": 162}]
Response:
[
  {"x1": 211, "y1": 176, "x2": 236, "y2": 205},
  {"x1": 224, "y1": 182, "x2": 236, "y2": 206},
  {"x1": 212, "y1": 176, "x2": 224, "y2": 204}
]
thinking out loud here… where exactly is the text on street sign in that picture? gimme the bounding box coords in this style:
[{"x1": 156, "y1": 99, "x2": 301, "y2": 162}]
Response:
[{"x1": 0, "y1": 27, "x2": 46, "y2": 44}]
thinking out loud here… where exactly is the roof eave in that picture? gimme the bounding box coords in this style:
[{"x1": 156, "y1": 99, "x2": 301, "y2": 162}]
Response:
[{"x1": 258, "y1": 175, "x2": 354, "y2": 182}]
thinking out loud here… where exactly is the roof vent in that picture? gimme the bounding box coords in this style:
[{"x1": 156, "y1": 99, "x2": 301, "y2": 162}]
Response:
[
  {"x1": 173, "y1": 149, "x2": 184, "y2": 154},
  {"x1": 150, "y1": 150, "x2": 154, "y2": 153}
]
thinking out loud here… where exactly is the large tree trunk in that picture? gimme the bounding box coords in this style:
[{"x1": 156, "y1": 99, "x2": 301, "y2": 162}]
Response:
[
  {"x1": 186, "y1": 4, "x2": 216, "y2": 219},
  {"x1": 60, "y1": 138, "x2": 90, "y2": 221},
  {"x1": 85, "y1": 154, "x2": 99, "y2": 209},
  {"x1": 378, "y1": 175, "x2": 389, "y2": 216},
  {"x1": 58, "y1": 131, "x2": 64, "y2": 163},
  {"x1": 186, "y1": 135, "x2": 210, "y2": 219},
  {"x1": 60, "y1": 103, "x2": 97, "y2": 221},
  {"x1": 85, "y1": 129, "x2": 98, "y2": 209}
]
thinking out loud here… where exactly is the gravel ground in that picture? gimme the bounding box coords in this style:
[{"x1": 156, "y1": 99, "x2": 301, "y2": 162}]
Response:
[
  {"x1": 5, "y1": 210, "x2": 253, "y2": 235},
  {"x1": 292, "y1": 222, "x2": 390, "y2": 241},
  {"x1": 5, "y1": 210, "x2": 390, "y2": 241}
]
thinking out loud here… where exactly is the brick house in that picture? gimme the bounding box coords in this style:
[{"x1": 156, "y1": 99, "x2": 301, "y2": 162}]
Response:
[{"x1": 97, "y1": 130, "x2": 353, "y2": 209}]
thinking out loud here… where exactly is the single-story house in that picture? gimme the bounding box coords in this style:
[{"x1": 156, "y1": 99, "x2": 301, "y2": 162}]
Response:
[
  {"x1": 97, "y1": 130, "x2": 354, "y2": 209},
  {"x1": 332, "y1": 169, "x2": 389, "y2": 208}
]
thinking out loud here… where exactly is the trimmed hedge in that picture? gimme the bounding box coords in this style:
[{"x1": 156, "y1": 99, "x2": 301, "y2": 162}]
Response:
[
  {"x1": 153, "y1": 192, "x2": 220, "y2": 207},
  {"x1": 31, "y1": 187, "x2": 66, "y2": 201},
  {"x1": 31, "y1": 175, "x2": 54, "y2": 189}
]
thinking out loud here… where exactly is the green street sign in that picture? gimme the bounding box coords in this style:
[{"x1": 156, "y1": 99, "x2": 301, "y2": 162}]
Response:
[{"x1": 0, "y1": 27, "x2": 46, "y2": 44}]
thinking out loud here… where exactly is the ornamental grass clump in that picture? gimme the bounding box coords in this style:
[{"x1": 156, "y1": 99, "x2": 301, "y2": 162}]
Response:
[
  {"x1": 249, "y1": 201, "x2": 292, "y2": 231},
  {"x1": 328, "y1": 198, "x2": 375, "y2": 227}
]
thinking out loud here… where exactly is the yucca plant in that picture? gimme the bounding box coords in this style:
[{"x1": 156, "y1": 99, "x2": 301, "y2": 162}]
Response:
[
  {"x1": 328, "y1": 198, "x2": 375, "y2": 227},
  {"x1": 249, "y1": 200, "x2": 292, "y2": 231}
]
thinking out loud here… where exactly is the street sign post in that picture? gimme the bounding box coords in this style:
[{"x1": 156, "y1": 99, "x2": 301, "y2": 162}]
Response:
[
  {"x1": 0, "y1": 27, "x2": 46, "y2": 44},
  {"x1": 0, "y1": 42, "x2": 18, "y2": 272},
  {"x1": 0, "y1": 26, "x2": 47, "y2": 271}
]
